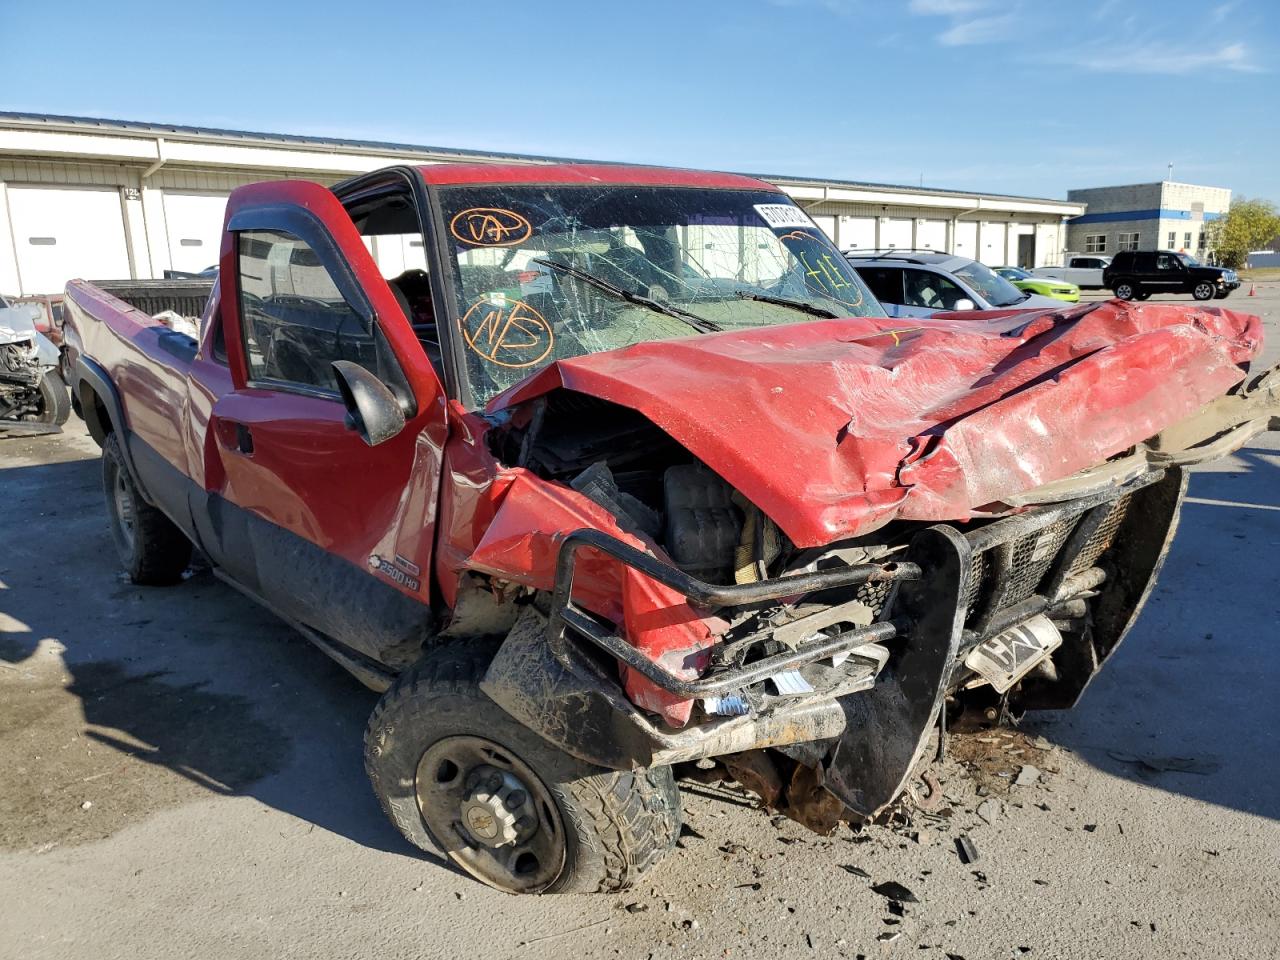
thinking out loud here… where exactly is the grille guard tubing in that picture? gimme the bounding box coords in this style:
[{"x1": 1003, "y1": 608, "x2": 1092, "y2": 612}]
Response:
[{"x1": 546, "y1": 528, "x2": 921, "y2": 699}]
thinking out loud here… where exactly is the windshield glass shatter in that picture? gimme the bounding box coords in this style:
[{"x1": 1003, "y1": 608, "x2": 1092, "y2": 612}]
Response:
[{"x1": 439, "y1": 186, "x2": 884, "y2": 405}]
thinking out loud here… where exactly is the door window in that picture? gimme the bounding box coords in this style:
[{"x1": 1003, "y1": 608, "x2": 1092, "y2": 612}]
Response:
[
  {"x1": 902, "y1": 269, "x2": 967, "y2": 310},
  {"x1": 1156, "y1": 253, "x2": 1179, "y2": 272},
  {"x1": 237, "y1": 229, "x2": 381, "y2": 393},
  {"x1": 856, "y1": 267, "x2": 904, "y2": 304}
]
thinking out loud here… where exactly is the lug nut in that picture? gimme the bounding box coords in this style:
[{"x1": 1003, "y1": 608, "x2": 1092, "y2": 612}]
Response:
[{"x1": 505, "y1": 790, "x2": 527, "y2": 810}]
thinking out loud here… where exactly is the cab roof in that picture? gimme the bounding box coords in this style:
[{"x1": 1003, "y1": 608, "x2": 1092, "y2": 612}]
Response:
[{"x1": 414, "y1": 162, "x2": 777, "y2": 191}]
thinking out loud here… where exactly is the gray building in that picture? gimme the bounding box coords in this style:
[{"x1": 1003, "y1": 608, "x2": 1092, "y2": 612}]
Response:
[
  {"x1": 0, "y1": 113, "x2": 1083, "y2": 296},
  {"x1": 1065, "y1": 180, "x2": 1231, "y2": 260}
]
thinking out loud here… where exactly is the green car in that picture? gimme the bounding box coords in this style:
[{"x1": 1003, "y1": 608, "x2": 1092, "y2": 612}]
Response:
[{"x1": 995, "y1": 267, "x2": 1080, "y2": 303}]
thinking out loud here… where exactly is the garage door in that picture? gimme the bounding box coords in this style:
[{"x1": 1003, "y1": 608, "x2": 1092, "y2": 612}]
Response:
[
  {"x1": 916, "y1": 219, "x2": 947, "y2": 251},
  {"x1": 810, "y1": 215, "x2": 837, "y2": 244},
  {"x1": 979, "y1": 222, "x2": 1006, "y2": 265},
  {"x1": 837, "y1": 216, "x2": 875, "y2": 252},
  {"x1": 7, "y1": 186, "x2": 131, "y2": 295},
  {"x1": 879, "y1": 218, "x2": 913, "y2": 250},
  {"x1": 368, "y1": 234, "x2": 428, "y2": 279},
  {"x1": 953, "y1": 221, "x2": 977, "y2": 259},
  {"x1": 163, "y1": 193, "x2": 229, "y2": 274}
]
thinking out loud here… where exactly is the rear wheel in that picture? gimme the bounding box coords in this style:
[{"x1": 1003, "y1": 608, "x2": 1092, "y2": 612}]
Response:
[
  {"x1": 365, "y1": 639, "x2": 682, "y2": 893},
  {"x1": 102, "y1": 433, "x2": 192, "y2": 585},
  {"x1": 1193, "y1": 281, "x2": 1216, "y2": 301},
  {"x1": 35, "y1": 370, "x2": 71, "y2": 425},
  {"x1": 1113, "y1": 281, "x2": 1138, "y2": 301}
]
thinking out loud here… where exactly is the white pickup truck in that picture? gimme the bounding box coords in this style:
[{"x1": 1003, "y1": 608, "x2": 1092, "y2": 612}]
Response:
[{"x1": 1033, "y1": 254, "x2": 1112, "y2": 289}]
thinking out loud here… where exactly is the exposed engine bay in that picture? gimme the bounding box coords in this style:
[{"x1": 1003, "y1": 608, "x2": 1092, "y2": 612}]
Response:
[
  {"x1": 489, "y1": 391, "x2": 1146, "y2": 727},
  {"x1": 0, "y1": 305, "x2": 62, "y2": 433}
]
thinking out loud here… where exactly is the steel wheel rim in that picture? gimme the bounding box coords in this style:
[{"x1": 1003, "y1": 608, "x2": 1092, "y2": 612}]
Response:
[
  {"x1": 1195, "y1": 283, "x2": 1213, "y2": 300},
  {"x1": 111, "y1": 468, "x2": 135, "y2": 552},
  {"x1": 415, "y1": 734, "x2": 566, "y2": 893},
  {"x1": 1116, "y1": 284, "x2": 1132, "y2": 299}
]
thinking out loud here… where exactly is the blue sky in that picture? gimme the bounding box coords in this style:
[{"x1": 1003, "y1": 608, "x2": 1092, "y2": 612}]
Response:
[{"x1": 3, "y1": 0, "x2": 1275, "y2": 200}]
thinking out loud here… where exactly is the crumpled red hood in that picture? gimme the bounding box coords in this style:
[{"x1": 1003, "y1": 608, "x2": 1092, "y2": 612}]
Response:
[{"x1": 494, "y1": 301, "x2": 1262, "y2": 547}]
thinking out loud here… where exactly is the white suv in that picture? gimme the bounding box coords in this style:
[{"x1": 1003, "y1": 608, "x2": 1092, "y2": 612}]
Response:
[{"x1": 846, "y1": 250, "x2": 1067, "y2": 319}]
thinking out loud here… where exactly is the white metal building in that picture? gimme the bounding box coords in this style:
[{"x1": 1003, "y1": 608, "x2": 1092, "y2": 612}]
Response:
[{"x1": 0, "y1": 113, "x2": 1084, "y2": 296}]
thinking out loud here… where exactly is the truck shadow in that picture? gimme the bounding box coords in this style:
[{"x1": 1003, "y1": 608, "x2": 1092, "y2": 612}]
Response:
[
  {"x1": 1026, "y1": 446, "x2": 1280, "y2": 820},
  {"x1": 0, "y1": 451, "x2": 448, "y2": 869}
]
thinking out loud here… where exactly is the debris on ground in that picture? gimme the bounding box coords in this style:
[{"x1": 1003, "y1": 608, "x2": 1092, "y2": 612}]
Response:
[
  {"x1": 1014, "y1": 765, "x2": 1042, "y2": 787},
  {"x1": 870, "y1": 881, "x2": 919, "y2": 903},
  {"x1": 841, "y1": 865, "x2": 871, "y2": 879},
  {"x1": 976, "y1": 799, "x2": 1003, "y2": 825},
  {"x1": 911, "y1": 770, "x2": 947, "y2": 811},
  {"x1": 949, "y1": 729, "x2": 1056, "y2": 796},
  {"x1": 955, "y1": 835, "x2": 980, "y2": 864}
]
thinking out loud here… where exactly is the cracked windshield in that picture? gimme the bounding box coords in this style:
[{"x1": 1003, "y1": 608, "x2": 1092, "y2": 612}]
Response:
[{"x1": 440, "y1": 186, "x2": 884, "y2": 405}]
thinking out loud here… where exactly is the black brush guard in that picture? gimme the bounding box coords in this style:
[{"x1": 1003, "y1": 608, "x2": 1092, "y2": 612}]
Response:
[{"x1": 480, "y1": 468, "x2": 1185, "y2": 819}]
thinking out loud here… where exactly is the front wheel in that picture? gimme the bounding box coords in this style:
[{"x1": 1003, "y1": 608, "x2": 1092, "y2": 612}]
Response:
[
  {"x1": 35, "y1": 370, "x2": 71, "y2": 425},
  {"x1": 1114, "y1": 281, "x2": 1139, "y2": 301},
  {"x1": 365, "y1": 639, "x2": 682, "y2": 894},
  {"x1": 1193, "y1": 281, "x2": 1216, "y2": 301}
]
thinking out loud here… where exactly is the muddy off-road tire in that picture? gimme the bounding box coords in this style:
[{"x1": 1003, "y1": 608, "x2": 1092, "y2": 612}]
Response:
[
  {"x1": 102, "y1": 432, "x2": 192, "y2": 585},
  {"x1": 365, "y1": 640, "x2": 682, "y2": 894},
  {"x1": 36, "y1": 370, "x2": 71, "y2": 425}
]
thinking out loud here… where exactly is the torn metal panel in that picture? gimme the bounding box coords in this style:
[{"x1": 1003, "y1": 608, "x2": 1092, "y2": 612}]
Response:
[
  {"x1": 464, "y1": 470, "x2": 718, "y2": 726},
  {"x1": 493, "y1": 302, "x2": 1264, "y2": 546}
]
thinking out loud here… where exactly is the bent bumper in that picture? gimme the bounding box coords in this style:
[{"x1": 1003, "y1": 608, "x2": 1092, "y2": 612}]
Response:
[{"x1": 481, "y1": 468, "x2": 1188, "y2": 818}]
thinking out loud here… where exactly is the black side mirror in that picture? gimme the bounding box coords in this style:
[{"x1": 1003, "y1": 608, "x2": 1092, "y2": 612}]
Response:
[{"x1": 332, "y1": 360, "x2": 406, "y2": 446}]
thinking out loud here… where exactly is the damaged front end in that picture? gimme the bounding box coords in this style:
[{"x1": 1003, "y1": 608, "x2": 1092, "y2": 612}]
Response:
[
  {"x1": 0, "y1": 304, "x2": 62, "y2": 437},
  {"x1": 468, "y1": 309, "x2": 1279, "y2": 829},
  {"x1": 480, "y1": 465, "x2": 1183, "y2": 824}
]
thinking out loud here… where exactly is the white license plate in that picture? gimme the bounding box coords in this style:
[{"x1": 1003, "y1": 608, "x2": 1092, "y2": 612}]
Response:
[{"x1": 963, "y1": 614, "x2": 1063, "y2": 694}]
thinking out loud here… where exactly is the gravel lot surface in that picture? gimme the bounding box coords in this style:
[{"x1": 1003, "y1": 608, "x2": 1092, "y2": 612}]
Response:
[{"x1": 1, "y1": 287, "x2": 1277, "y2": 960}]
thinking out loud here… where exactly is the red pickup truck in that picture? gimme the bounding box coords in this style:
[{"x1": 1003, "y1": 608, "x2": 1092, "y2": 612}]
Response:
[{"x1": 63, "y1": 162, "x2": 1279, "y2": 894}]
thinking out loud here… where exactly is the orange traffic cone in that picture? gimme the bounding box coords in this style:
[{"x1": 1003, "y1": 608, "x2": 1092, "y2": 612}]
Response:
[{"x1": 1248, "y1": 283, "x2": 1257, "y2": 296}]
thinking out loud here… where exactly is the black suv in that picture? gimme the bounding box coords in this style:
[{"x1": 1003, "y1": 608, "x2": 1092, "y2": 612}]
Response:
[{"x1": 1102, "y1": 250, "x2": 1239, "y2": 302}]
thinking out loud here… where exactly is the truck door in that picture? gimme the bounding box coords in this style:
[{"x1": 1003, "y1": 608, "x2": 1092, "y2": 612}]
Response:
[{"x1": 199, "y1": 180, "x2": 448, "y2": 669}]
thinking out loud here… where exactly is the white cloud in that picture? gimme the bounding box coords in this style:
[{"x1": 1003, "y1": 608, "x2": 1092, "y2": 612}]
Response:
[
  {"x1": 906, "y1": 0, "x2": 1011, "y2": 46},
  {"x1": 938, "y1": 13, "x2": 1015, "y2": 45},
  {"x1": 1210, "y1": 2, "x2": 1237, "y2": 23},
  {"x1": 908, "y1": 0, "x2": 988, "y2": 14},
  {"x1": 1051, "y1": 41, "x2": 1263, "y2": 75}
]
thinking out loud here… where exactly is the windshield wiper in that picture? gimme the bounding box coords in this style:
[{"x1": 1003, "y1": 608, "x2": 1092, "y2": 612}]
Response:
[
  {"x1": 532, "y1": 258, "x2": 722, "y2": 334},
  {"x1": 737, "y1": 291, "x2": 840, "y2": 319}
]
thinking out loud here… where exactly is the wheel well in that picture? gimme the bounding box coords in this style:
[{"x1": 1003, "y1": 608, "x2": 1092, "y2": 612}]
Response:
[{"x1": 79, "y1": 382, "x2": 112, "y2": 445}]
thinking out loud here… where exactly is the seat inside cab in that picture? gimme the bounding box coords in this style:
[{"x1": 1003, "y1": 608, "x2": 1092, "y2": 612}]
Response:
[{"x1": 345, "y1": 191, "x2": 443, "y2": 372}]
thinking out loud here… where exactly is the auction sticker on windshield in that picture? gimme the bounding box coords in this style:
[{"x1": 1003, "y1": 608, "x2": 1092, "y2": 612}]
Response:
[{"x1": 754, "y1": 203, "x2": 817, "y2": 231}]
